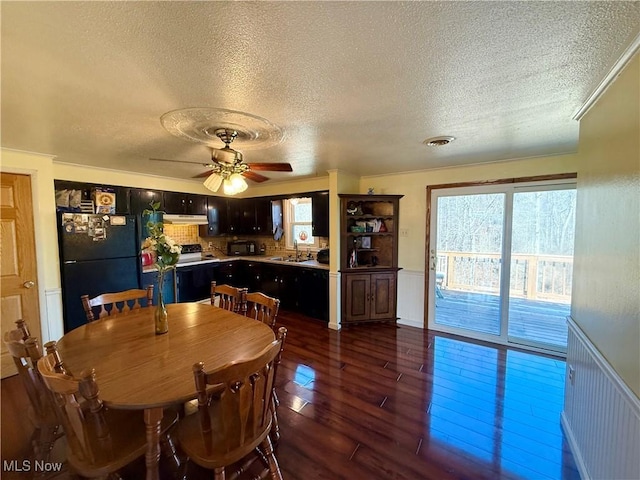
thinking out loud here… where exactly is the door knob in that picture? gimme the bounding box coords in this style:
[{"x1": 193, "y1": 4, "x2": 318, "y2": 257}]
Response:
[{"x1": 23, "y1": 281, "x2": 35, "y2": 289}]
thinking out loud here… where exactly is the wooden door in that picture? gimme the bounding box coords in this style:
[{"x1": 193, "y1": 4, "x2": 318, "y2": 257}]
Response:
[
  {"x1": 370, "y1": 272, "x2": 396, "y2": 321},
  {"x1": 1, "y1": 173, "x2": 41, "y2": 378},
  {"x1": 343, "y1": 273, "x2": 370, "y2": 323}
]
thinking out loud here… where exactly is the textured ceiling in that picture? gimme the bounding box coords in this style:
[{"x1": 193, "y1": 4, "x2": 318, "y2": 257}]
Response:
[{"x1": 2, "y1": 2, "x2": 639, "y2": 185}]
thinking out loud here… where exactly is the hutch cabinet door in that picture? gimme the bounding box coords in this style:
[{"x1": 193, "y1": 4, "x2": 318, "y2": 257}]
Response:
[
  {"x1": 343, "y1": 273, "x2": 371, "y2": 323},
  {"x1": 369, "y1": 272, "x2": 397, "y2": 321}
]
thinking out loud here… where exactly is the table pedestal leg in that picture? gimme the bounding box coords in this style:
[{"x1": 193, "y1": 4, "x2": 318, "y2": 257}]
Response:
[{"x1": 144, "y1": 407, "x2": 164, "y2": 480}]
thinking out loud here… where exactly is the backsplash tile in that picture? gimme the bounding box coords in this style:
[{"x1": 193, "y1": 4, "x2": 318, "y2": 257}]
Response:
[{"x1": 164, "y1": 224, "x2": 328, "y2": 258}]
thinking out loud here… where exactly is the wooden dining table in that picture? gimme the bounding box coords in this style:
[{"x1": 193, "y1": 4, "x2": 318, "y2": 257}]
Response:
[{"x1": 56, "y1": 302, "x2": 276, "y2": 480}]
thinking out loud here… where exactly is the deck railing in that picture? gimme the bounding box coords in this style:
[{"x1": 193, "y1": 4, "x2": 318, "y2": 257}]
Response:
[{"x1": 436, "y1": 251, "x2": 573, "y2": 303}]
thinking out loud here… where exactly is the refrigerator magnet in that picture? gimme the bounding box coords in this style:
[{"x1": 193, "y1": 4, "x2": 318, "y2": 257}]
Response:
[{"x1": 110, "y1": 216, "x2": 126, "y2": 225}]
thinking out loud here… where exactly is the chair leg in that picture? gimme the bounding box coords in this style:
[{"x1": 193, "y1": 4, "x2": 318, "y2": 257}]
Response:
[
  {"x1": 160, "y1": 433, "x2": 182, "y2": 479},
  {"x1": 269, "y1": 403, "x2": 280, "y2": 446},
  {"x1": 214, "y1": 466, "x2": 226, "y2": 480},
  {"x1": 259, "y1": 436, "x2": 283, "y2": 480}
]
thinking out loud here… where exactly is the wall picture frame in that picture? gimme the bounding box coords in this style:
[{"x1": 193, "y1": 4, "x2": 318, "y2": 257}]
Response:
[{"x1": 361, "y1": 236, "x2": 371, "y2": 249}]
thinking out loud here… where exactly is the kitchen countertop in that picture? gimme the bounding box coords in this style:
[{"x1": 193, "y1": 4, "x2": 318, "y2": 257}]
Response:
[{"x1": 142, "y1": 255, "x2": 328, "y2": 273}]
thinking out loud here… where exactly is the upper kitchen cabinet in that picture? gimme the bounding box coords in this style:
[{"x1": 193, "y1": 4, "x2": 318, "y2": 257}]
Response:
[
  {"x1": 311, "y1": 191, "x2": 329, "y2": 238},
  {"x1": 130, "y1": 189, "x2": 164, "y2": 215},
  {"x1": 227, "y1": 197, "x2": 272, "y2": 235},
  {"x1": 54, "y1": 181, "x2": 131, "y2": 215},
  {"x1": 162, "y1": 192, "x2": 208, "y2": 215},
  {"x1": 199, "y1": 196, "x2": 228, "y2": 237},
  {"x1": 254, "y1": 197, "x2": 272, "y2": 235}
]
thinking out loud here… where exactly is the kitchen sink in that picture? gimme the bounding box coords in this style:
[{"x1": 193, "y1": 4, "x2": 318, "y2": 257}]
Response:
[{"x1": 269, "y1": 256, "x2": 312, "y2": 263}]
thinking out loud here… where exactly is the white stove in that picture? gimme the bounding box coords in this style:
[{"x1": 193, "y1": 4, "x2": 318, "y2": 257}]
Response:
[{"x1": 177, "y1": 243, "x2": 203, "y2": 263}]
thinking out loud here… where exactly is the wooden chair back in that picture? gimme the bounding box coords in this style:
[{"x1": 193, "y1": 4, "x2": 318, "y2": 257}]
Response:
[
  {"x1": 38, "y1": 350, "x2": 178, "y2": 477},
  {"x1": 81, "y1": 285, "x2": 154, "y2": 322},
  {"x1": 3, "y1": 320, "x2": 59, "y2": 430},
  {"x1": 246, "y1": 292, "x2": 280, "y2": 330},
  {"x1": 178, "y1": 327, "x2": 287, "y2": 477},
  {"x1": 38, "y1": 354, "x2": 111, "y2": 467},
  {"x1": 210, "y1": 281, "x2": 247, "y2": 314}
]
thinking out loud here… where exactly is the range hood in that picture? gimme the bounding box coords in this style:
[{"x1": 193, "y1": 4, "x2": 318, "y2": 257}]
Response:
[{"x1": 162, "y1": 214, "x2": 208, "y2": 225}]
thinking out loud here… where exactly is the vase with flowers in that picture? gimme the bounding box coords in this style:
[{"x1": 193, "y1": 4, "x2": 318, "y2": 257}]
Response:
[{"x1": 141, "y1": 202, "x2": 182, "y2": 334}]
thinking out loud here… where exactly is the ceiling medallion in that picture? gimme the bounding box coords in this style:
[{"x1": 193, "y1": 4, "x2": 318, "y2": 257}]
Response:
[{"x1": 160, "y1": 107, "x2": 284, "y2": 149}]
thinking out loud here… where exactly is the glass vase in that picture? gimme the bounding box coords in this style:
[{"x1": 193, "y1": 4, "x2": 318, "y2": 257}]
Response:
[{"x1": 154, "y1": 269, "x2": 168, "y2": 335}]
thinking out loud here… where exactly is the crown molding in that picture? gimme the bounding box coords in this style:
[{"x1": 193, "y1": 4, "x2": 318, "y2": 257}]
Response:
[{"x1": 573, "y1": 33, "x2": 640, "y2": 121}]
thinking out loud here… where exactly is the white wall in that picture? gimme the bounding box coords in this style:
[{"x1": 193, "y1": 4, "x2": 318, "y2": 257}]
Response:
[{"x1": 571, "y1": 52, "x2": 639, "y2": 397}]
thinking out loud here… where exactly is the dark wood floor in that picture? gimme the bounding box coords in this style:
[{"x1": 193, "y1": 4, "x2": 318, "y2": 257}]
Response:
[{"x1": 1, "y1": 310, "x2": 580, "y2": 480}]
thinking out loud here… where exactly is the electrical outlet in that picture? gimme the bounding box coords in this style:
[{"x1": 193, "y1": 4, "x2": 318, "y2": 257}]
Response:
[
  {"x1": 568, "y1": 365, "x2": 575, "y2": 385},
  {"x1": 208, "y1": 242, "x2": 213, "y2": 248},
  {"x1": 400, "y1": 228, "x2": 409, "y2": 238}
]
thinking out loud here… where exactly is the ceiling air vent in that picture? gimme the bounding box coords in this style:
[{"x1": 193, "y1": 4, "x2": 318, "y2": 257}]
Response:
[{"x1": 423, "y1": 136, "x2": 455, "y2": 147}]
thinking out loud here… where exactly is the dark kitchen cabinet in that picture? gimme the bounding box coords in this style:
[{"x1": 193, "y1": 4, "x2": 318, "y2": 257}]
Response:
[
  {"x1": 130, "y1": 189, "x2": 164, "y2": 215},
  {"x1": 54, "y1": 181, "x2": 131, "y2": 214},
  {"x1": 163, "y1": 192, "x2": 207, "y2": 215},
  {"x1": 227, "y1": 197, "x2": 272, "y2": 235},
  {"x1": 215, "y1": 261, "x2": 239, "y2": 286},
  {"x1": 258, "y1": 263, "x2": 298, "y2": 311},
  {"x1": 254, "y1": 197, "x2": 272, "y2": 234},
  {"x1": 312, "y1": 191, "x2": 330, "y2": 238},
  {"x1": 299, "y1": 268, "x2": 329, "y2": 321},
  {"x1": 175, "y1": 263, "x2": 218, "y2": 302},
  {"x1": 199, "y1": 196, "x2": 228, "y2": 237}
]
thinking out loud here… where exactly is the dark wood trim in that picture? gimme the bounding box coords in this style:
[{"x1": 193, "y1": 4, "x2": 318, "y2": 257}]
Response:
[{"x1": 423, "y1": 172, "x2": 577, "y2": 329}]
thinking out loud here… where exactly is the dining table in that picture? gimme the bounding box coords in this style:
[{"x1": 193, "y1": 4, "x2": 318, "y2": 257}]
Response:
[{"x1": 56, "y1": 302, "x2": 276, "y2": 480}]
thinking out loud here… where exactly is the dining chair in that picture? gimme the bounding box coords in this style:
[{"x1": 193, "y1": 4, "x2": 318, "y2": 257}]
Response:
[
  {"x1": 210, "y1": 281, "x2": 247, "y2": 314},
  {"x1": 244, "y1": 292, "x2": 283, "y2": 444},
  {"x1": 81, "y1": 285, "x2": 154, "y2": 322},
  {"x1": 37, "y1": 350, "x2": 180, "y2": 479},
  {"x1": 245, "y1": 291, "x2": 280, "y2": 331},
  {"x1": 3, "y1": 320, "x2": 63, "y2": 466},
  {"x1": 176, "y1": 327, "x2": 287, "y2": 480}
]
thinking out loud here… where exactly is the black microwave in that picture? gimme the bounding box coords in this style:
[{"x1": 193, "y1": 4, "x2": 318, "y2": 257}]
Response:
[{"x1": 227, "y1": 240, "x2": 257, "y2": 256}]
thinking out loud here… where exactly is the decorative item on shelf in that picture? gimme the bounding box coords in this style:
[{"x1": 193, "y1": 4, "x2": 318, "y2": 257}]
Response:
[
  {"x1": 367, "y1": 188, "x2": 375, "y2": 195},
  {"x1": 346, "y1": 201, "x2": 359, "y2": 215},
  {"x1": 349, "y1": 249, "x2": 357, "y2": 268},
  {"x1": 361, "y1": 237, "x2": 371, "y2": 249},
  {"x1": 141, "y1": 202, "x2": 182, "y2": 335},
  {"x1": 379, "y1": 220, "x2": 387, "y2": 232}
]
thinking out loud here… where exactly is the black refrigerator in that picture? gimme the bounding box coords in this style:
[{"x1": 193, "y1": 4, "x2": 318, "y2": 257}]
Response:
[{"x1": 58, "y1": 214, "x2": 141, "y2": 332}]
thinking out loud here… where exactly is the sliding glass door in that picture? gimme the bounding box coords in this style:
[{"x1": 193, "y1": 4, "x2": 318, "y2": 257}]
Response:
[{"x1": 428, "y1": 181, "x2": 576, "y2": 352}]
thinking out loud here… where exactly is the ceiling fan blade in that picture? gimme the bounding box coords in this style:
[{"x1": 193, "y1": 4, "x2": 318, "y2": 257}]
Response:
[
  {"x1": 242, "y1": 171, "x2": 270, "y2": 183},
  {"x1": 193, "y1": 170, "x2": 214, "y2": 179},
  {"x1": 246, "y1": 162, "x2": 293, "y2": 172}
]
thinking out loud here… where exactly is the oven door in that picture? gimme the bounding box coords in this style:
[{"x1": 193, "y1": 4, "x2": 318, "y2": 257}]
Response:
[{"x1": 176, "y1": 264, "x2": 217, "y2": 303}]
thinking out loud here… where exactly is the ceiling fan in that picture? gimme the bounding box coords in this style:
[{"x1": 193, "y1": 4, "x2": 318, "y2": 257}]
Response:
[{"x1": 151, "y1": 128, "x2": 292, "y2": 194}]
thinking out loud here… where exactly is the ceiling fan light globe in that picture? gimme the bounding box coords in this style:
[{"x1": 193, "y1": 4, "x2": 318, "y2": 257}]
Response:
[
  {"x1": 203, "y1": 173, "x2": 223, "y2": 192},
  {"x1": 229, "y1": 173, "x2": 248, "y2": 193},
  {"x1": 223, "y1": 179, "x2": 238, "y2": 196}
]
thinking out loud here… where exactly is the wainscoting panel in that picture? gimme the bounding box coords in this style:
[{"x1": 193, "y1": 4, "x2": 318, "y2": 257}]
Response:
[
  {"x1": 397, "y1": 269, "x2": 424, "y2": 328},
  {"x1": 44, "y1": 287, "x2": 64, "y2": 342},
  {"x1": 562, "y1": 317, "x2": 640, "y2": 480}
]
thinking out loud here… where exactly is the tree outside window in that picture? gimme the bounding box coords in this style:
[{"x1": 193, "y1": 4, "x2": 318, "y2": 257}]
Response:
[{"x1": 284, "y1": 198, "x2": 318, "y2": 249}]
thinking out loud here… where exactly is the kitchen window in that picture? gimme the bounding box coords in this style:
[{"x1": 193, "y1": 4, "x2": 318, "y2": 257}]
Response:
[{"x1": 284, "y1": 197, "x2": 318, "y2": 250}]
